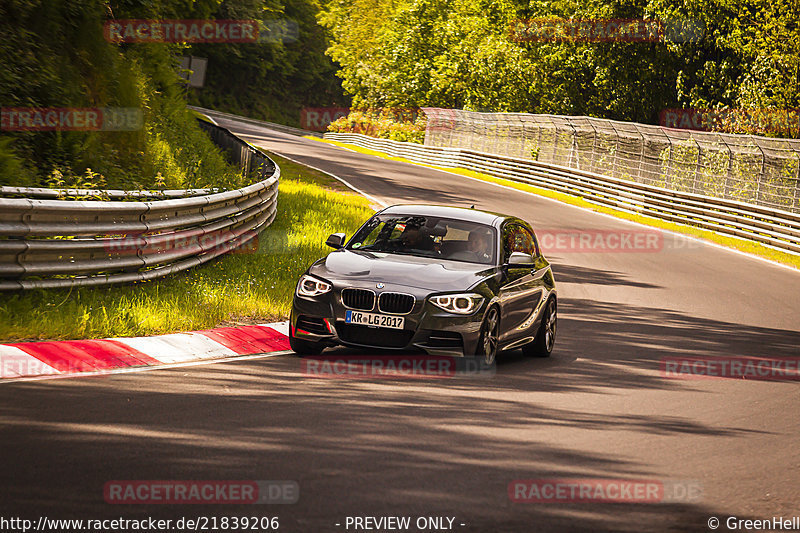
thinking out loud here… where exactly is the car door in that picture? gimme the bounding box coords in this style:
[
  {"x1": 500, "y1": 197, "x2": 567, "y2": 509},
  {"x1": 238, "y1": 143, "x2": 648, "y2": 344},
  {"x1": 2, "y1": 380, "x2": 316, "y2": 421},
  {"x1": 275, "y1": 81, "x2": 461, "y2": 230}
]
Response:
[{"x1": 497, "y1": 221, "x2": 548, "y2": 346}]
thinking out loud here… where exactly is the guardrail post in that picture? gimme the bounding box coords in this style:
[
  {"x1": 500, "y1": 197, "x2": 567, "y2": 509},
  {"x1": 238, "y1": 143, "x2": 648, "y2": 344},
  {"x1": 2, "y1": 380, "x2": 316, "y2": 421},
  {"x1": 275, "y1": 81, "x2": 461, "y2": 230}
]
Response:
[{"x1": 12, "y1": 238, "x2": 28, "y2": 280}]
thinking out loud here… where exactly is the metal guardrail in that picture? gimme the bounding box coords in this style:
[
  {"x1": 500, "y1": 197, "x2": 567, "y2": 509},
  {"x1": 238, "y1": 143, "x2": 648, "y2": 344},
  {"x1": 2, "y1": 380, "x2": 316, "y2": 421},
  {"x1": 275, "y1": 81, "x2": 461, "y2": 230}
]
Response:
[
  {"x1": 0, "y1": 186, "x2": 215, "y2": 200},
  {"x1": 324, "y1": 132, "x2": 800, "y2": 255},
  {"x1": 0, "y1": 121, "x2": 280, "y2": 290},
  {"x1": 189, "y1": 105, "x2": 323, "y2": 138}
]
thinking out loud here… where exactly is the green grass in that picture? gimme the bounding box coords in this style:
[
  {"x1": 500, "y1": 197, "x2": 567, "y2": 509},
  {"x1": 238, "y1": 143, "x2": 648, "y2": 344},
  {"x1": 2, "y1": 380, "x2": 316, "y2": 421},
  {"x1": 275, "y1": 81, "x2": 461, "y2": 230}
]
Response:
[
  {"x1": 313, "y1": 137, "x2": 800, "y2": 270},
  {"x1": 0, "y1": 152, "x2": 374, "y2": 342}
]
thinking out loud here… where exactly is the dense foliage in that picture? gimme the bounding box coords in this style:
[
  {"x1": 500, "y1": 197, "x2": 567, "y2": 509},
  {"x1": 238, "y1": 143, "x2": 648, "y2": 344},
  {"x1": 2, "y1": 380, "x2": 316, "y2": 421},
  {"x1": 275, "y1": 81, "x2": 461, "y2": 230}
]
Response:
[
  {"x1": 1, "y1": 1, "x2": 229, "y2": 188},
  {"x1": 327, "y1": 109, "x2": 426, "y2": 142},
  {"x1": 186, "y1": 0, "x2": 349, "y2": 127},
  {"x1": 319, "y1": 0, "x2": 800, "y2": 136},
  {"x1": 0, "y1": 0, "x2": 346, "y2": 188}
]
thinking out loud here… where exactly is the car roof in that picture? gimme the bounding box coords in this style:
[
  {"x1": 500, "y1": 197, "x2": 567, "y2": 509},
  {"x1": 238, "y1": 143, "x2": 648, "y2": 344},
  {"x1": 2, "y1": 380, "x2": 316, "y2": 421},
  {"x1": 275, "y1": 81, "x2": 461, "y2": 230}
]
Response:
[{"x1": 378, "y1": 204, "x2": 508, "y2": 226}]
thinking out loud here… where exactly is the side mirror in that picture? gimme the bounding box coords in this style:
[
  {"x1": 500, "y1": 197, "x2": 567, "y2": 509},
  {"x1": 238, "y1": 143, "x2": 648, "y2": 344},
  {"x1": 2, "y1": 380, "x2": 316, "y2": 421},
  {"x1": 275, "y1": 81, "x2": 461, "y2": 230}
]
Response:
[
  {"x1": 508, "y1": 251, "x2": 534, "y2": 265},
  {"x1": 326, "y1": 232, "x2": 346, "y2": 249}
]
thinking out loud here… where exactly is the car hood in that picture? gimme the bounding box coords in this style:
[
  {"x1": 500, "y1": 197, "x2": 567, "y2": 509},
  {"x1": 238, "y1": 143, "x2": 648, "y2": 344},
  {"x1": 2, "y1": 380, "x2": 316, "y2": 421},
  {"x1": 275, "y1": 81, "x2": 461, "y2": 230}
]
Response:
[{"x1": 309, "y1": 249, "x2": 497, "y2": 292}]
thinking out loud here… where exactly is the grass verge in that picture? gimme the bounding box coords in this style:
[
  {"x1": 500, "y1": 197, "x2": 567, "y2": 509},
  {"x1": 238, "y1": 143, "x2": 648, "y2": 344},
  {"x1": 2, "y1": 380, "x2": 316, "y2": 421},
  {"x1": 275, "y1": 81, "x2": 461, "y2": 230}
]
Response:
[
  {"x1": 0, "y1": 152, "x2": 374, "y2": 342},
  {"x1": 312, "y1": 137, "x2": 800, "y2": 270}
]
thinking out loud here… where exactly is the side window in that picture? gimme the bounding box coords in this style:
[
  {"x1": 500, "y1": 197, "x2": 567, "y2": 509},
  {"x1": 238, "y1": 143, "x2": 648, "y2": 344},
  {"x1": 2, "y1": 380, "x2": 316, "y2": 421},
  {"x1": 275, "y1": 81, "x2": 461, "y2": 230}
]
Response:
[
  {"x1": 502, "y1": 223, "x2": 538, "y2": 262},
  {"x1": 524, "y1": 224, "x2": 541, "y2": 256}
]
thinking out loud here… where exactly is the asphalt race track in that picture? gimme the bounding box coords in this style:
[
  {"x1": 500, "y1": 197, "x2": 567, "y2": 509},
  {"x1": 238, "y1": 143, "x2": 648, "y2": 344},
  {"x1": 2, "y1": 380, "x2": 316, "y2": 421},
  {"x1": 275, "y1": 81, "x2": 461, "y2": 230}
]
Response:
[{"x1": 2, "y1": 111, "x2": 799, "y2": 532}]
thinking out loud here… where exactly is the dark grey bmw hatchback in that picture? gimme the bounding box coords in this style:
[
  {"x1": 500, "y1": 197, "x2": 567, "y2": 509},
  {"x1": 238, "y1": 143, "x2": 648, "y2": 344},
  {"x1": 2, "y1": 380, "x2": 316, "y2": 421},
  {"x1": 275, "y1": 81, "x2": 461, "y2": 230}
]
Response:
[{"x1": 289, "y1": 204, "x2": 557, "y2": 363}]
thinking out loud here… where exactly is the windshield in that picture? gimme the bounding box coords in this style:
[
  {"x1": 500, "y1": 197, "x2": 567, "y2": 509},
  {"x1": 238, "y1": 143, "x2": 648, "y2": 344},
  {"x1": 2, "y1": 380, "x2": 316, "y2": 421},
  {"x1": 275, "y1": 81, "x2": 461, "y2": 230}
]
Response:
[{"x1": 347, "y1": 215, "x2": 497, "y2": 265}]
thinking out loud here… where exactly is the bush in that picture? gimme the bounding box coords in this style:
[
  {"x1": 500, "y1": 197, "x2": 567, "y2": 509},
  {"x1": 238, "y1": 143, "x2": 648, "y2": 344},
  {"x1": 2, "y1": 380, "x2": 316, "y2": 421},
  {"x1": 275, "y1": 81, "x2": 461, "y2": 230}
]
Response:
[{"x1": 328, "y1": 109, "x2": 426, "y2": 143}]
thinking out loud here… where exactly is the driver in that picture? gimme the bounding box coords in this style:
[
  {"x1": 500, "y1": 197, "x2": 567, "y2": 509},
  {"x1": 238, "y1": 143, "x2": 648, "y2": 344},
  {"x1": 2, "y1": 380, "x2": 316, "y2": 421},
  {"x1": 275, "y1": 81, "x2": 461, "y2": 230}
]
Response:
[
  {"x1": 400, "y1": 225, "x2": 435, "y2": 251},
  {"x1": 465, "y1": 229, "x2": 492, "y2": 262}
]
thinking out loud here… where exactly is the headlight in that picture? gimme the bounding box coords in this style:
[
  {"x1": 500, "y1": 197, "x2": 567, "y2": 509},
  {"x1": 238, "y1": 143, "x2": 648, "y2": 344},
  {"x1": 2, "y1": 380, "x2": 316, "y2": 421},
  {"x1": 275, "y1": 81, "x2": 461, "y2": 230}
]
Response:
[
  {"x1": 296, "y1": 274, "x2": 332, "y2": 297},
  {"x1": 430, "y1": 293, "x2": 484, "y2": 314}
]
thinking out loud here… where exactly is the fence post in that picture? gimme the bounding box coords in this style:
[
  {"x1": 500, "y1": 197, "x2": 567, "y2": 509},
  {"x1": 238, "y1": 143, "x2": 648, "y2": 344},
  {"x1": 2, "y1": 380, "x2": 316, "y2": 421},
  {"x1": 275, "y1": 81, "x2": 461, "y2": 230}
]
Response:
[
  {"x1": 502, "y1": 114, "x2": 512, "y2": 157},
  {"x1": 608, "y1": 120, "x2": 620, "y2": 178},
  {"x1": 520, "y1": 116, "x2": 529, "y2": 159},
  {"x1": 567, "y1": 118, "x2": 578, "y2": 169},
  {"x1": 589, "y1": 120, "x2": 598, "y2": 173},
  {"x1": 537, "y1": 120, "x2": 543, "y2": 161},
  {"x1": 422, "y1": 108, "x2": 433, "y2": 146},
  {"x1": 481, "y1": 112, "x2": 489, "y2": 153},
  {"x1": 665, "y1": 133, "x2": 674, "y2": 189},
  {"x1": 495, "y1": 114, "x2": 503, "y2": 155},
  {"x1": 467, "y1": 111, "x2": 476, "y2": 151},
  {"x1": 446, "y1": 109, "x2": 455, "y2": 148},
  {"x1": 754, "y1": 136, "x2": 765, "y2": 205},
  {"x1": 794, "y1": 149, "x2": 800, "y2": 212},
  {"x1": 456, "y1": 109, "x2": 466, "y2": 150},
  {"x1": 692, "y1": 137, "x2": 702, "y2": 195},
  {"x1": 515, "y1": 115, "x2": 525, "y2": 159},
  {"x1": 636, "y1": 125, "x2": 646, "y2": 182},
  {"x1": 721, "y1": 135, "x2": 734, "y2": 201}
]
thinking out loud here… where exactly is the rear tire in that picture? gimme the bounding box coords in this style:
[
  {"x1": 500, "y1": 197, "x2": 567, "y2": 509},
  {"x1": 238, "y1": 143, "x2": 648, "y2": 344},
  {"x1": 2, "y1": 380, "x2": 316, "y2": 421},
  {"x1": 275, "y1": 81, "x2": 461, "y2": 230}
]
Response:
[
  {"x1": 523, "y1": 298, "x2": 556, "y2": 358},
  {"x1": 289, "y1": 330, "x2": 324, "y2": 356}
]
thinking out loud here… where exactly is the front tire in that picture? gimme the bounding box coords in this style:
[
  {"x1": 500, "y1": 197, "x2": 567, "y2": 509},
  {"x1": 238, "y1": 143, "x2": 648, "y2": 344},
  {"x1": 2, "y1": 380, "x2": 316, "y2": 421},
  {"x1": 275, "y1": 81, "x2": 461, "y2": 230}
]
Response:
[
  {"x1": 289, "y1": 330, "x2": 324, "y2": 356},
  {"x1": 476, "y1": 306, "x2": 500, "y2": 365},
  {"x1": 523, "y1": 298, "x2": 556, "y2": 358}
]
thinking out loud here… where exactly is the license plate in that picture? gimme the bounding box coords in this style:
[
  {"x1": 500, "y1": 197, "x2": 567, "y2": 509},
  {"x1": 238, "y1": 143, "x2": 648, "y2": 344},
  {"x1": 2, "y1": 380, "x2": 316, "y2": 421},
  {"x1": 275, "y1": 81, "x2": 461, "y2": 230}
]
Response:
[{"x1": 345, "y1": 310, "x2": 405, "y2": 330}]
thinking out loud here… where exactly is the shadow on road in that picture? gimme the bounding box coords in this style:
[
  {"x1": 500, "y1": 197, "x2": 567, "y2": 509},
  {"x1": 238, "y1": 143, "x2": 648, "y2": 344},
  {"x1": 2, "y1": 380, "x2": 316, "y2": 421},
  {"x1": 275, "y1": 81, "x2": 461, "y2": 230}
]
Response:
[
  {"x1": 551, "y1": 263, "x2": 662, "y2": 289},
  {"x1": 1, "y1": 297, "x2": 797, "y2": 531}
]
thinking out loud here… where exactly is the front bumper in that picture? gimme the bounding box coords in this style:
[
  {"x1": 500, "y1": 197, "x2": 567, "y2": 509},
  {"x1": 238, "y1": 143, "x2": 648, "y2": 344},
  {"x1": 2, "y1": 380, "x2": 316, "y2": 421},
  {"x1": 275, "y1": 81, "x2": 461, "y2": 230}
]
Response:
[{"x1": 291, "y1": 283, "x2": 485, "y2": 356}]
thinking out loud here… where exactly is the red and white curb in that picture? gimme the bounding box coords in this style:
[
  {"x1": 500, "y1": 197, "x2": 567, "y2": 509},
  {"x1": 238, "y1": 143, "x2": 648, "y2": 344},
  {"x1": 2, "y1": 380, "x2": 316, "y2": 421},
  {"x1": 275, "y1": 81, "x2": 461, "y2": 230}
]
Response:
[{"x1": 0, "y1": 322, "x2": 290, "y2": 381}]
